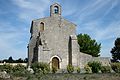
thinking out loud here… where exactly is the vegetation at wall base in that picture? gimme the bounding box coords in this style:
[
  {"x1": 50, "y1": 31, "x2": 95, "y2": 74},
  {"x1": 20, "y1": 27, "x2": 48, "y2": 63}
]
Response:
[
  {"x1": 31, "y1": 62, "x2": 50, "y2": 74},
  {"x1": 76, "y1": 67, "x2": 80, "y2": 73},
  {"x1": 111, "y1": 63, "x2": 120, "y2": 73},
  {"x1": 1, "y1": 64, "x2": 13, "y2": 73},
  {"x1": 67, "y1": 64, "x2": 74, "y2": 73},
  {"x1": 0, "y1": 63, "x2": 120, "y2": 80},
  {"x1": 101, "y1": 66, "x2": 111, "y2": 73},
  {"x1": 88, "y1": 61, "x2": 101, "y2": 73},
  {"x1": 84, "y1": 65, "x2": 92, "y2": 73}
]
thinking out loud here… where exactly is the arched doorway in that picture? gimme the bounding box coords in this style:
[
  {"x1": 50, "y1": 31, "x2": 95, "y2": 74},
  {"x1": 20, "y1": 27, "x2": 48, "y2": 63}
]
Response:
[{"x1": 52, "y1": 57, "x2": 59, "y2": 69}]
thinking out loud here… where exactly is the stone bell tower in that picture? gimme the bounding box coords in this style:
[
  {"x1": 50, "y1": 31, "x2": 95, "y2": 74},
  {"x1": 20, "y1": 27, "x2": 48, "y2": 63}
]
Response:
[{"x1": 50, "y1": 3, "x2": 61, "y2": 17}]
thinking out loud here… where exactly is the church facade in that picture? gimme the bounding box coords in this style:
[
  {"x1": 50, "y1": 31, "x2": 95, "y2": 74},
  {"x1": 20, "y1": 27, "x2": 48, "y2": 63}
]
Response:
[{"x1": 28, "y1": 3, "x2": 110, "y2": 70}]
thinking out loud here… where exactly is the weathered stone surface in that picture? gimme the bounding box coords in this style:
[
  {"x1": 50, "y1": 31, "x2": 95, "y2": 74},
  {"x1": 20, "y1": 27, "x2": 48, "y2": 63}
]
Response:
[{"x1": 28, "y1": 3, "x2": 110, "y2": 70}]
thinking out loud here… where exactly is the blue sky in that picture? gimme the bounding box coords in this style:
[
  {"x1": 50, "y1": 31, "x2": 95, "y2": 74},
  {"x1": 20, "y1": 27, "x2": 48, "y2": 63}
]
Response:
[{"x1": 0, "y1": 0, "x2": 120, "y2": 60}]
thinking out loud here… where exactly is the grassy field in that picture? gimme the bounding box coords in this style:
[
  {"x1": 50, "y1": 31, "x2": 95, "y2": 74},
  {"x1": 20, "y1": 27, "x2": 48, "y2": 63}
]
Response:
[{"x1": 3, "y1": 73, "x2": 119, "y2": 80}]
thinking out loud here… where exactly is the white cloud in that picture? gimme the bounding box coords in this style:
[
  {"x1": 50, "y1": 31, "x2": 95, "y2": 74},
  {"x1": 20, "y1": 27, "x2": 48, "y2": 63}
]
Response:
[
  {"x1": 77, "y1": 20, "x2": 120, "y2": 41},
  {"x1": 0, "y1": 21, "x2": 28, "y2": 59},
  {"x1": 0, "y1": 0, "x2": 119, "y2": 59},
  {"x1": 71, "y1": 0, "x2": 117, "y2": 23},
  {"x1": 11, "y1": 0, "x2": 50, "y2": 21},
  {"x1": 0, "y1": 0, "x2": 51, "y2": 59}
]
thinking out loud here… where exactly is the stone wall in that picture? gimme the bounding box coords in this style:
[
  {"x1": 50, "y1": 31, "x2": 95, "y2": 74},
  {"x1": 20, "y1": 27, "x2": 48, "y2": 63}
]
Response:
[
  {"x1": 28, "y1": 3, "x2": 111, "y2": 70},
  {"x1": 0, "y1": 63, "x2": 27, "y2": 66},
  {"x1": 91, "y1": 57, "x2": 111, "y2": 66}
]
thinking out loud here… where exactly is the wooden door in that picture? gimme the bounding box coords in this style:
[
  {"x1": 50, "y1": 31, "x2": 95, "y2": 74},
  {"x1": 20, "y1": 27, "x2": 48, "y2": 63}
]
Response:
[{"x1": 52, "y1": 57, "x2": 59, "y2": 69}]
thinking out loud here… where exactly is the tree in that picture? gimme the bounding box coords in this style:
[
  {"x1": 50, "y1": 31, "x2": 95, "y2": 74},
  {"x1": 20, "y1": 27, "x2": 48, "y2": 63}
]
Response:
[
  {"x1": 111, "y1": 38, "x2": 120, "y2": 62},
  {"x1": 8, "y1": 56, "x2": 14, "y2": 63},
  {"x1": 77, "y1": 34, "x2": 101, "y2": 57},
  {"x1": 24, "y1": 58, "x2": 28, "y2": 63},
  {"x1": 16, "y1": 58, "x2": 24, "y2": 63}
]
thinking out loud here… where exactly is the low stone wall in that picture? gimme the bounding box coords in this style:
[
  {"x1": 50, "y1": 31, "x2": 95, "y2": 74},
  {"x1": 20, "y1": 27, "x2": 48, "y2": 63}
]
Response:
[
  {"x1": 0, "y1": 63, "x2": 27, "y2": 66},
  {"x1": 79, "y1": 52, "x2": 111, "y2": 68},
  {"x1": 79, "y1": 52, "x2": 92, "y2": 68},
  {"x1": 91, "y1": 57, "x2": 111, "y2": 66}
]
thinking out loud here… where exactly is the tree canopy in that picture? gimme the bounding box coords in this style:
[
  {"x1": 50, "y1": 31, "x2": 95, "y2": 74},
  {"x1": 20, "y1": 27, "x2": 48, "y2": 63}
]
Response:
[
  {"x1": 111, "y1": 38, "x2": 120, "y2": 62},
  {"x1": 77, "y1": 34, "x2": 101, "y2": 57},
  {"x1": 1, "y1": 56, "x2": 28, "y2": 63}
]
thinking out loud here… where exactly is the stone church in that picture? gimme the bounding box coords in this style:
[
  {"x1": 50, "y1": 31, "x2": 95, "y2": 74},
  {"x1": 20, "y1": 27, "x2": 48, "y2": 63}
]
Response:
[{"x1": 28, "y1": 3, "x2": 110, "y2": 69}]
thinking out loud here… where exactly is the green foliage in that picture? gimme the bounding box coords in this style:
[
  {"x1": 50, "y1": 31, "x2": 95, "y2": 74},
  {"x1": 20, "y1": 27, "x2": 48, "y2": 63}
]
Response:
[
  {"x1": 2, "y1": 56, "x2": 28, "y2": 63},
  {"x1": 77, "y1": 34, "x2": 101, "y2": 57},
  {"x1": 0, "y1": 64, "x2": 29, "y2": 77},
  {"x1": 101, "y1": 66, "x2": 111, "y2": 73},
  {"x1": 8, "y1": 56, "x2": 14, "y2": 63},
  {"x1": 52, "y1": 66, "x2": 57, "y2": 73},
  {"x1": 111, "y1": 63, "x2": 120, "y2": 73},
  {"x1": 2, "y1": 64, "x2": 13, "y2": 73},
  {"x1": 12, "y1": 64, "x2": 28, "y2": 77},
  {"x1": 88, "y1": 61, "x2": 101, "y2": 73},
  {"x1": 26, "y1": 74, "x2": 37, "y2": 80},
  {"x1": 111, "y1": 38, "x2": 120, "y2": 62},
  {"x1": 13, "y1": 64, "x2": 26, "y2": 71},
  {"x1": 84, "y1": 65, "x2": 92, "y2": 73},
  {"x1": 67, "y1": 64, "x2": 74, "y2": 73},
  {"x1": 76, "y1": 67, "x2": 80, "y2": 73},
  {"x1": 31, "y1": 62, "x2": 50, "y2": 74}
]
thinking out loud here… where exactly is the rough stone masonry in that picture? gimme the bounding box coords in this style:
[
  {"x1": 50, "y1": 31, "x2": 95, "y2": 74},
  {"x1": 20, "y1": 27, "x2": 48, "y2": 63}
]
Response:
[{"x1": 28, "y1": 3, "x2": 110, "y2": 70}]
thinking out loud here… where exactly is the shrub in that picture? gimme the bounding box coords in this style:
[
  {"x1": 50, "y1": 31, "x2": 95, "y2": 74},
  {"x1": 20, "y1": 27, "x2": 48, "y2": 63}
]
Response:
[
  {"x1": 52, "y1": 66, "x2": 57, "y2": 73},
  {"x1": 31, "y1": 62, "x2": 50, "y2": 74},
  {"x1": 67, "y1": 64, "x2": 74, "y2": 73},
  {"x1": 2, "y1": 64, "x2": 13, "y2": 73},
  {"x1": 84, "y1": 65, "x2": 92, "y2": 73},
  {"x1": 13, "y1": 64, "x2": 26, "y2": 72},
  {"x1": 101, "y1": 66, "x2": 111, "y2": 73},
  {"x1": 12, "y1": 64, "x2": 28, "y2": 77},
  {"x1": 76, "y1": 67, "x2": 80, "y2": 73},
  {"x1": 111, "y1": 63, "x2": 120, "y2": 73},
  {"x1": 26, "y1": 74, "x2": 37, "y2": 80},
  {"x1": 0, "y1": 65, "x2": 4, "y2": 71},
  {"x1": 88, "y1": 61, "x2": 101, "y2": 73}
]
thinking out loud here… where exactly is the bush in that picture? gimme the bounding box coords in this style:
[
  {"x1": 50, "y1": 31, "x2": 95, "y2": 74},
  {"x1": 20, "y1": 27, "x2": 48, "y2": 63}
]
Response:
[
  {"x1": 101, "y1": 66, "x2": 111, "y2": 73},
  {"x1": 12, "y1": 64, "x2": 28, "y2": 77},
  {"x1": 88, "y1": 61, "x2": 101, "y2": 73},
  {"x1": 2, "y1": 64, "x2": 13, "y2": 73},
  {"x1": 84, "y1": 65, "x2": 92, "y2": 73},
  {"x1": 111, "y1": 63, "x2": 120, "y2": 73},
  {"x1": 13, "y1": 64, "x2": 26, "y2": 72},
  {"x1": 0, "y1": 65, "x2": 4, "y2": 71},
  {"x1": 67, "y1": 64, "x2": 74, "y2": 73},
  {"x1": 52, "y1": 66, "x2": 57, "y2": 73},
  {"x1": 31, "y1": 62, "x2": 50, "y2": 74},
  {"x1": 76, "y1": 67, "x2": 80, "y2": 73}
]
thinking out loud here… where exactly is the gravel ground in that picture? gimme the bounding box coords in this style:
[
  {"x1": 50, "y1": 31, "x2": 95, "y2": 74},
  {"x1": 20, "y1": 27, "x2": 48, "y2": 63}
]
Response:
[{"x1": 1, "y1": 73, "x2": 120, "y2": 80}]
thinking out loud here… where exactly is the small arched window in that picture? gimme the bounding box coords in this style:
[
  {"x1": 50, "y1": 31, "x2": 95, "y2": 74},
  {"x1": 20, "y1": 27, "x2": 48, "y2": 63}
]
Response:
[
  {"x1": 54, "y1": 6, "x2": 59, "y2": 14},
  {"x1": 40, "y1": 22, "x2": 44, "y2": 31}
]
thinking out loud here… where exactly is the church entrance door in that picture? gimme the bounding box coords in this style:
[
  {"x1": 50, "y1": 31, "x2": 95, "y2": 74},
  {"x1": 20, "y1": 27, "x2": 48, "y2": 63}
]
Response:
[{"x1": 52, "y1": 57, "x2": 59, "y2": 69}]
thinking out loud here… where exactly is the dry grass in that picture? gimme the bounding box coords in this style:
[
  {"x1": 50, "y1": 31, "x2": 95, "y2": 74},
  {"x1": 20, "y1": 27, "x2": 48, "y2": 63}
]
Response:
[{"x1": 1, "y1": 73, "x2": 120, "y2": 80}]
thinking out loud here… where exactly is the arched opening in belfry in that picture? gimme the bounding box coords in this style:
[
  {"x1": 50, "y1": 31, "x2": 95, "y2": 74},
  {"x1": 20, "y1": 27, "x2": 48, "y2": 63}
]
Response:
[
  {"x1": 52, "y1": 57, "x2": 59, "y2": 69},
  {"x1": 54, "y1": 6, "x2": 59, "y2": 14},
  {"x1": 40, "y1": 22, "x2": 44, "y2": 31}
]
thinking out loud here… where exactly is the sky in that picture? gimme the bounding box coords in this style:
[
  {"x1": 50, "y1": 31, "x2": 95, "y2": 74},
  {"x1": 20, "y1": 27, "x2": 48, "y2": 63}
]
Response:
[{"x1": 0, "y1": 0, "x2": 120, "y2": 60}]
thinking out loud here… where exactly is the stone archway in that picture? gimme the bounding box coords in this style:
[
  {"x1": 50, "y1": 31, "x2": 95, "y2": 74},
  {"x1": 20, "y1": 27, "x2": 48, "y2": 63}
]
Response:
[{"x1": 52, "y1": 57, "x2": 59, "y2": 69}]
